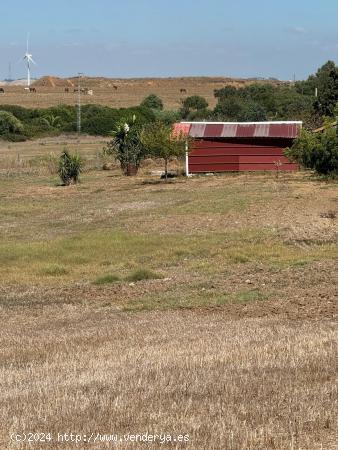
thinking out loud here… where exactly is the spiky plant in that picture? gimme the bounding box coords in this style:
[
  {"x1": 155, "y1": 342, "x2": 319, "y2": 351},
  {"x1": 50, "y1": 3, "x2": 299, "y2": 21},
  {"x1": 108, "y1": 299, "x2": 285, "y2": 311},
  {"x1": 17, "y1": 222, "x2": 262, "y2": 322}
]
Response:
[{"x1": 58, "y1": 150, "x2": 83, "y2": 185}]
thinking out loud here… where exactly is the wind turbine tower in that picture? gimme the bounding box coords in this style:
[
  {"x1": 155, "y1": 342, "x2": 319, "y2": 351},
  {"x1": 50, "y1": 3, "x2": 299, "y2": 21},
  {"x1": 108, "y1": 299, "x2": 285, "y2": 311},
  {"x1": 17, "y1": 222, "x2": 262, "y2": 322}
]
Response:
[{"x1": 22, "y1": 34, "x2": 36, "y2": 87}]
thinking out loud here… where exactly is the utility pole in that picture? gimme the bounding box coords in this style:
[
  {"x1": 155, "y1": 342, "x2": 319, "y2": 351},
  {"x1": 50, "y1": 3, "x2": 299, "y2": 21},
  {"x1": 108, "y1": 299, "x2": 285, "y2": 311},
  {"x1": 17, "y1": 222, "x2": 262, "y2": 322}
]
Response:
[{"x1": 77, "y1": 72, "x2": 83, "y2": 135}]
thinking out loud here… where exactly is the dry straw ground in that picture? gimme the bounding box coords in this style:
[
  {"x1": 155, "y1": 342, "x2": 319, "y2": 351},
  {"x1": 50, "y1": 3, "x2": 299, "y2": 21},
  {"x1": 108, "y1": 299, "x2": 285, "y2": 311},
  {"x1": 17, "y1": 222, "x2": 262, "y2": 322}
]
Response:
[
  {"x1": 0, "y1": 76, "x2": 283, "y2": 110},
  {"x1": 0, "y1": 136, "x2": 337, "y2": 449}
]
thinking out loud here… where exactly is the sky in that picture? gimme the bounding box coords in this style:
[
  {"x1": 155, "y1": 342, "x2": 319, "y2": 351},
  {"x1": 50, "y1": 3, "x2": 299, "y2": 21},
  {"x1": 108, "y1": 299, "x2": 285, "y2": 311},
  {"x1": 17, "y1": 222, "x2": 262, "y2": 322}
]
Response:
[{"x1": 1, "y1": 0, "x2": 338, "y2": 81}]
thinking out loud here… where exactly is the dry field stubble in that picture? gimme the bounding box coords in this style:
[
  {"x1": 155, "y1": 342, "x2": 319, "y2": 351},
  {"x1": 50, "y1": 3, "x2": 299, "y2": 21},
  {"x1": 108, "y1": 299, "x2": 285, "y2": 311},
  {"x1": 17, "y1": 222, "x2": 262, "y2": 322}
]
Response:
[
  {"x1": 0, "y1": 139, "x2": 338, "y2": 449},
  {"x1": 1, "y1": 312, "x2": 337, "y2": 450},
  {"x1": 0, "y1": 76, "x2": 283, "y2": 110}
]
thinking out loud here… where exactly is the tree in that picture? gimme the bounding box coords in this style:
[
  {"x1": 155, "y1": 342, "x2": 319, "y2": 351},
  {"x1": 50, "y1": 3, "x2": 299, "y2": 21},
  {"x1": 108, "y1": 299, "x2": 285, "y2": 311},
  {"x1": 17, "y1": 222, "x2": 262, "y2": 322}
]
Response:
[
  {"x1": 315, "y1": 61, "x2": 338, "y2": 116},
  {"x1": 180, "y1": 95, "x2": 209, "y2": 119},
  {"x1": 295, "y1": 61, "x2": 338, "y2": 117},
  {"x1": 140, "y1": 121, "x2": 187, "y2": 180},
  {"x1": 214, "y1": 85, "x2": 238, "y2": 100},
  {"x1": 286, "y1": 128, "x2": 338, "y2": 176},
  {"x1": 153, "y1": 109, "x2": 181, "y2": 125},
  {"x1": 58, "y1": 150, "x2": 84, "y2": 185},
  {"x1": 238, "y1": 101, "x2": 267, "y2": 121},
  {"x1": 104, "y1": 116, "x2": 146, "y2": 175},
  {"x1": 140, "y1": 94, "x2": 164, "y2": 110},
  {"x1": 0, "y1": 111, "x2": 24, "y2": 135},
  {"x1": 213, "y1": 82, "x2": 315, "y2": 123},
  {"x1": 213, "y1": 97, "x2": 244, "y2": 120}
]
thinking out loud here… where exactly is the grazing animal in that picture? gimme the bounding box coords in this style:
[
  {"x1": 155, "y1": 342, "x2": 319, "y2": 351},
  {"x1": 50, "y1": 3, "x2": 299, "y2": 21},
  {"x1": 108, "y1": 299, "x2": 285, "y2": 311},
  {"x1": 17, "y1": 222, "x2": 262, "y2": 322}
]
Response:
[
  {"x1": 29, "y1": 87, "x2": 36, "y2": 93},
  {"x1": 113, "y1": 85, "x2": 118, "y2": 90},
  {"x1": 0, "y1": 88, "x2": 4, "y2": 94},
  {"x1": 74, "y1": 87, "x2": 88, "y2": 94},
  {"x1": 180, "y1": 88, "x2": 187, "y2": 93},
  {"x1": 65, "y1": 87, "x2": 69, "y2": 93}
]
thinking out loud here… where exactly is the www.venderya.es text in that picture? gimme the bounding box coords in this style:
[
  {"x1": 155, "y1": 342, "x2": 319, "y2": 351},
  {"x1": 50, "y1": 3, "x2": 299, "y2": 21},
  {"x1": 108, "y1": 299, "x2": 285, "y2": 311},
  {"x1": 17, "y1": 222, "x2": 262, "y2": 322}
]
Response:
[{"x1": 10, "y1": 431, "x2": 190, "y2": 445}]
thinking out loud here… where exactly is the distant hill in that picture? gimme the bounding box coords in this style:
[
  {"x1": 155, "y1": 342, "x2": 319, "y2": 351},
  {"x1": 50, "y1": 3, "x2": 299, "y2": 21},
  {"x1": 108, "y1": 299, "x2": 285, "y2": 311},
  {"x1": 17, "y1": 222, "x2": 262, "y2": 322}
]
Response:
[
  {"x1": 33, "y1": 75, "x2": 284, "y2": 89},
  {"x1": 0, "y1": 79, "x2": 35, "y2": 86}
]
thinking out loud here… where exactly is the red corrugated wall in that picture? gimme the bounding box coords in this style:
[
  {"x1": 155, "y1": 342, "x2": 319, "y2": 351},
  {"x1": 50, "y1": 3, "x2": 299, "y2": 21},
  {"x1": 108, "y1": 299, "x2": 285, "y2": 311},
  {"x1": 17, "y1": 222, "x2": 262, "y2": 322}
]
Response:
[{"x1": 188, "y1": 138, "x2": 298, "y2": 172}]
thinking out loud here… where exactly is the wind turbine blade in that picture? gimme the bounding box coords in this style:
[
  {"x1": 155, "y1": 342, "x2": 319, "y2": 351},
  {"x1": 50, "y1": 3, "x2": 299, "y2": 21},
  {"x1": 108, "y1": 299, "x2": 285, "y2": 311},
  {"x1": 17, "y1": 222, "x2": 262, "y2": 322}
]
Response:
[
  {"x1": 26, "y1": 32, "x2": 30, "y2": 53},
  {"x1": 29, "y1": 57, "x2": 37, "y2": 65}
]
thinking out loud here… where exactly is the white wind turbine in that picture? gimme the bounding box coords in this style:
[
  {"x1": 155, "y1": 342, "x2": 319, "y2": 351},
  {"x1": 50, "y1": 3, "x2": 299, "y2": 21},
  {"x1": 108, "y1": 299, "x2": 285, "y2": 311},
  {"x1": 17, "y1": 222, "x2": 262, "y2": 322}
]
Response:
[{"x1": 22, "y1": 34, "x2": 36, "y2": 88}]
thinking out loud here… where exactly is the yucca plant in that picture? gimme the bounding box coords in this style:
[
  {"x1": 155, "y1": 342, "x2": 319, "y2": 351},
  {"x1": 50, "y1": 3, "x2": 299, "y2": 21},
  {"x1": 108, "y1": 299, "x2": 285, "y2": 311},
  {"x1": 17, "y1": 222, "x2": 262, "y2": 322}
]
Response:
[
  {"x1": 104, "y1": 116, "x2": 146, "y2": 175},
  {"x1": 58, "y1": 150, "x2": 83, "y2": 185}
]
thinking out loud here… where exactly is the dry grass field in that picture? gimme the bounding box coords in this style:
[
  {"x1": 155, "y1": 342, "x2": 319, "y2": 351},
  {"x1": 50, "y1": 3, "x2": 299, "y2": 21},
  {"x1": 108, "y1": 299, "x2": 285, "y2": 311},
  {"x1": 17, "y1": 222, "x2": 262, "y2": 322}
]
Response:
[
  {"x1": 0, "y1": 76, "x2": 284, "y2": 110},
  {"x1": 0, "y1": 136, "x2": 337, "y2": 449}
]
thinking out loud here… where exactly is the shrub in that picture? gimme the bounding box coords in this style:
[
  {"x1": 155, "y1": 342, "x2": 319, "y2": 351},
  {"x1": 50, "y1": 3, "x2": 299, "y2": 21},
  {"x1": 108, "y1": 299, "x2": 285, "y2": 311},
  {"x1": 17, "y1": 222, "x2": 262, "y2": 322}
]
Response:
[
  {"x1": 286, "y1": 128, "x2": 338, "y2": 177},
  {"x1": 81, "y1": 105, "x2": 120, "y2": 135},
  {"x1": 140, "y1": 94, "x2": 164, "y2": 110},
  {"x1": 0, "y1": 111, "x2": 24, "y2": 135},
  {"x1": 0, "y1": 105, "x2": 39, "y2": 121},
  {"x1": 1, "y1": 133, "x2": 27, "y2": 142},
  {"x1": 42, "y1": 105, "x2": 76, "y2": 132},
  {"x1": 153, "y1": 109, "x2": 181, "y2": 125},
  {"x1": 81, "y1": 105, "x2": 156, "y2": 136},
  {"x1": 58, "y1": 150, "x2": 84, "y2": 185}
]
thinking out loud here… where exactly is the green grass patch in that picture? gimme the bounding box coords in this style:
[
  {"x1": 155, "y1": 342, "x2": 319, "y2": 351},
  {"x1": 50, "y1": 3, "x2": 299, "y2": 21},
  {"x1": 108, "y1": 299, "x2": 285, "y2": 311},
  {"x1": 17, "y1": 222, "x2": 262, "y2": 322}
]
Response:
[
  {"x1": 40, "y1": 264, "x2": 69, "y2": 276},
  {"x1": 1, "y1": 228, "x2": 338, "y2": 284},
  {"x1": 289, "y1": 259, "x2": 310, "y2": 267},
  {"x1": 122, "y1": 287, "x2": 268, "y2": 312},
  {"x1": 126, "y1": 269, "x2": 163, "y2": 282},
  {"x1": 93, "y1": 274, "x2": 120, "y2": 285},
  {"x1": 233, "y1": 288, "x2": 267, "y2": 304}
]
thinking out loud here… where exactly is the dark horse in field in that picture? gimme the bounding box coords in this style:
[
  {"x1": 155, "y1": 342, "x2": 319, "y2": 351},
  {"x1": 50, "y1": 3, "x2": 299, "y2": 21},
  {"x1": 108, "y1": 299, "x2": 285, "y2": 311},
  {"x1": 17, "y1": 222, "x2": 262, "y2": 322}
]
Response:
[
  {"x1": 0, "y1": 88, "x2": 4, "y2": 94},
  {"x1": 29, "y1": 87, "x2": 36, "y2": 93}
]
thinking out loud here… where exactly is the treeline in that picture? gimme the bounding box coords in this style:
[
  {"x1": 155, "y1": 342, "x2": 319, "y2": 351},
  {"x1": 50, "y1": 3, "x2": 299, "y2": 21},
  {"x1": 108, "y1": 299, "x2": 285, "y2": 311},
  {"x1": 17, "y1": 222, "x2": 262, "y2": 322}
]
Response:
[
  {"x1": 0, "y1": 104, "x2": 157, "y2": 141},
  {"x1": 181, "y1": 61, "x2": 338, "y2": 128},
  {"x1": 0, "y1": 61, "x2": 337, "y2": 142}
]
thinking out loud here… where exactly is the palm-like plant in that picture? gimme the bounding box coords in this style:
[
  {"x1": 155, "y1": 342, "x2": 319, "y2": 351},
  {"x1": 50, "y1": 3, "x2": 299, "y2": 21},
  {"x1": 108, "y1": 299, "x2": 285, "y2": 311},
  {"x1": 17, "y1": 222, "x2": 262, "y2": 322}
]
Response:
[
  {"x1": 58, "y1": 150, "x2": 83, "y2": 185},
  {"x1": 40, "y1": 114, "x2": 62, "y2": 129},
  {"x1": 104, "y1": 116, "x2": 146, "y2": 175}
]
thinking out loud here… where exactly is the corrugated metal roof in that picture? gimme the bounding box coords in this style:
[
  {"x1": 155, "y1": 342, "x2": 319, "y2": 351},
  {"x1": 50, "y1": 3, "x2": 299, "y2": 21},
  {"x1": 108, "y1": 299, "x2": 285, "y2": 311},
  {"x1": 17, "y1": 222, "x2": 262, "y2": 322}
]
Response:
[
  {"x1": 172, "y1": 122, "x2": 191, "y2": 136},
  {"x1": 177, "y1": 121, "x2": 302, "y2": 139}
]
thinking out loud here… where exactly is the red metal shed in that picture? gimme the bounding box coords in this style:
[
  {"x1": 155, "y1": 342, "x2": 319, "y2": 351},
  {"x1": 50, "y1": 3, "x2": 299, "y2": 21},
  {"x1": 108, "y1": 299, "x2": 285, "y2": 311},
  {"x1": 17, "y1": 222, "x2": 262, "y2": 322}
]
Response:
[{"x1": 174, "y1": 121, "x2": 302, "y2": 173}]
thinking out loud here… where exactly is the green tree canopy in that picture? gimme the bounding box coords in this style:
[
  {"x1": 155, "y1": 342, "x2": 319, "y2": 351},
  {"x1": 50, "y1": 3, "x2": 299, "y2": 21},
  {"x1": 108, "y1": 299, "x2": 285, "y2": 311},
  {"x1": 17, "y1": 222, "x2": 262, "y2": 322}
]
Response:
[
  {"x1": 213, "y1": 82, "x2": 315, "y2": 124},
  {"x1": 140, "y1": 94, "x2": 164, "y2": 110},
  {"x1": 180, "y1": 95, "x2": 209, "y2": 120},
  {"x1": 295, "y1": 61, "x2": 338, "y2": 117}
]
